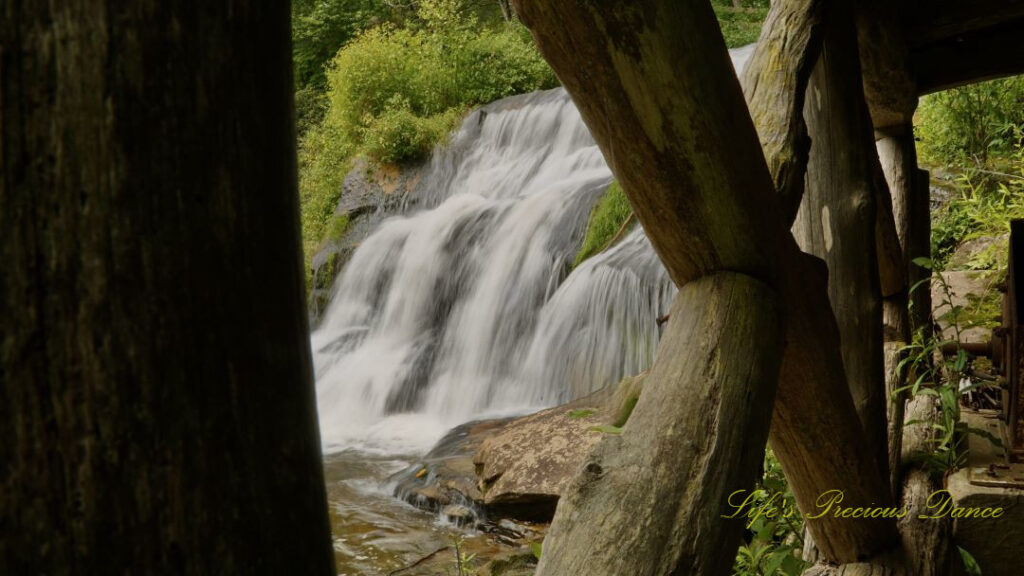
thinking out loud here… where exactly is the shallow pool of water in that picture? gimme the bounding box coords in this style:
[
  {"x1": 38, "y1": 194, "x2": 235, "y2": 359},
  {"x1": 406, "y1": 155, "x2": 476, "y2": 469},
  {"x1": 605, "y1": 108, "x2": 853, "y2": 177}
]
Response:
[{"x1": 323, "y1": 449, "x2": 534, "y2": 575}]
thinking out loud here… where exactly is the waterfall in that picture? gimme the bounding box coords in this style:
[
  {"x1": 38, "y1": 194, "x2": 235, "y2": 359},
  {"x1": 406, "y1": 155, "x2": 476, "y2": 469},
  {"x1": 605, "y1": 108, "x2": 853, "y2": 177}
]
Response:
[{"x1": 313, "y1": 46, "x2": 754, "y2": 454}]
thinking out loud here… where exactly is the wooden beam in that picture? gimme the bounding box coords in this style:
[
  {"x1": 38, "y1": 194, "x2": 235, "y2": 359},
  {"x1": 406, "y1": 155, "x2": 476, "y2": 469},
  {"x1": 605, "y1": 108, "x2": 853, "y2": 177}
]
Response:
[
  {"x1": 857, "y1": 0, "x2": 917, "y2": 129},
  {"x1": 903, "y1": 0, "x2": 1024, "y2": 48},
  {"x1": 912, "y1": 17, "x2": 1024, "y2": 94}
]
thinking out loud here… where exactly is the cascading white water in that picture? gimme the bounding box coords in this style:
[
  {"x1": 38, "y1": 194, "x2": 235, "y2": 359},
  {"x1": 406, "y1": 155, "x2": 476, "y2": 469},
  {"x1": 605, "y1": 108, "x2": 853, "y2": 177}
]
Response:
[{"x1": 313, "y1": 46, "x2": 754, "y2": 455}]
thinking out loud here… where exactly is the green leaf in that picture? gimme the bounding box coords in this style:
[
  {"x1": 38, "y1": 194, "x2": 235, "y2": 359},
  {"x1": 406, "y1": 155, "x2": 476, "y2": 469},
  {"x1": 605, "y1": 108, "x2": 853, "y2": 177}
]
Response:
[
  {"x1": 764, "y1": 549, "x2": 788, "y2": 575},
  {"x1": 958, "y1": 546, "x2": 983, "y2": 576},
  {"x1": 529, "y1": 541, "x2": 543, "y2": 560},
  {"x1": 567, "y1": 408, "x2": 596, "y2": 419},
  {"x1": 589, "y1": 424, "x2": 622, "y2": 435},
  {"x1": 967, "y1": 426, "x2": 1005, "y2": 448},
  {"x1": 912, "y1": 257, "x2": 934, "y2": 270}
]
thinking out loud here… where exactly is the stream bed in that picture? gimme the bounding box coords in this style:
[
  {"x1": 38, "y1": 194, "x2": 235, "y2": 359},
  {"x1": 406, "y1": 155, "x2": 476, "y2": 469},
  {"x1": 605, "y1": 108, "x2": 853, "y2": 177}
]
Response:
[{"x1": 323, "y1": 449, "x2": 541, "y2": 575}]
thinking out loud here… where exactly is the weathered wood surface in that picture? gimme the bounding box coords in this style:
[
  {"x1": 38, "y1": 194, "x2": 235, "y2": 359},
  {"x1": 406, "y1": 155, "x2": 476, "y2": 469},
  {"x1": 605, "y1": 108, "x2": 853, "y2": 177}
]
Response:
[
  {"x1": 0, "y1": 2, "x2": 335, "y2": 574},
  {"x1": 514, "y1": 1, "x2": 783, "y2": 290},
  {"x1": 912, "y1": 17, "x2": 1024, "y2": 94},
  {"x1": 897, "y1": 469, "x2": 951, "y2": 576},
  {"x1": 895, "y1": 395, "x2": 951, "y2": 576},
  {"x1": 902, "y1": 0, "x2": 1024, "y2": 48},
  {"x1": 741, "y1": 0, "x2": 829, "y2": 224},
  {"x1": 534, "y1": 273, "x2": 783, "y2": 576},
  {"x1": 855, "y1": 0, "x2": 916, "y2": 130},
  {"x1": 742, "y1": 4, "x2": 899, "y2": 560},
  {"x1": 515, "y1": 0, "x2": 901, "y2": 566},
  {"x1": 877, "y1": 126, "x2": 921, "y2": 496},
  {"x1": 770, "y1": 254, "x2": 898, "y2": 563},
  {"x1": 794, "y1": 3, "x2": 888, "y2": 488},
  {"x1": 803, "y1": 562, "x2": 904, "y2": 576}
]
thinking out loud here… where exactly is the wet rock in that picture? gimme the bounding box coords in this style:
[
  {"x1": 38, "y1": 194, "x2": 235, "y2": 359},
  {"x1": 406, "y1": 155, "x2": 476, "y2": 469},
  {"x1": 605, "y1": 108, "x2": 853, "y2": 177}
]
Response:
[
  {"x1": 309, "y1": 157, "x2": 424, "y2": 326},
  {"x1": 391, "y1": 418, "x2": 513, "y2": 511},
  {"x1": 441, "y1": 504, "x2": 476, "y2": 524},
  {"x1": 392, "y1": 378, "x2": 646, "y2": 522},
  {"x1": 473, "y1": 390, "x2": 616, "y2": 521},
  {"x1": 481, "y1": 551, "x2": 539, "y2": 576}
]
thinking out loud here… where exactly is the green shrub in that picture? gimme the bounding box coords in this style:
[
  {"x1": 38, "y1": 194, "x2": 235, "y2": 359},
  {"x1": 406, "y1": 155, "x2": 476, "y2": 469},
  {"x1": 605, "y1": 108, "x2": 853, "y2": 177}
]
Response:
[
  {"x1": 298, "y1": 119, "x2": 352, "y2": 262},
  {"x1": 325, "y1": 213, "x2": 351, "y2": 243},
  {"x1": 363, "y1": 98, "x2": 462, "y2": 163},
  {"x1": 298, "y1": 4, "x2": 557, "y2": 267},
  {"x1": 732, "y1": 448, "x2": 808, "y2": 576},
  {"x1": 916, "y1": 76, "x2": 1024, "y2": 167},
  {"x1": 574, "y1": 182, "x2": 634, "y2": 268},
  {"x1": 292, "y1": 0, "x2": 397, "y2": 91},
  {"x1": 931, "y1": 136, "x2": 1024, "y2": 267}
]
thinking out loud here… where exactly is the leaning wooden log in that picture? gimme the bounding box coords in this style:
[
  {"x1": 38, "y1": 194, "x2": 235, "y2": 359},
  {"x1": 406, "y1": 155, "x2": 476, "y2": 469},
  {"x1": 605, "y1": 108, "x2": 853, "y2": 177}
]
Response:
[
  {"x1": 741, "y1": 0, "x2": 829, "y2": 225},
  {"x1": 535, "y1": 273, "x2": 783, "y2": 575},
  {"x1": 514, "y1": 0, "x2": 900, "y2": 567}
]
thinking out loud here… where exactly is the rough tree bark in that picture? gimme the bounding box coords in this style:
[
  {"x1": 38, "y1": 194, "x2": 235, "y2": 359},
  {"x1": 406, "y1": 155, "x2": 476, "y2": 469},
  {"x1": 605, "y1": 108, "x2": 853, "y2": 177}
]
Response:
[
  {"x1": 896, "y1": 396, "x2": 953, "y2": 576},
  {"x1": 876, "y1": 126, "x2": 921, "y2": 495},
  {"x1": 0, "y1": 2, "x2": 335, "y2": 574},
  {"x1": 793, "y1": 3, "x2": 888, "y2": 483},
  {"x1": 515, "y1": 0, "x2": 899, "y2": 569},
  {"x1": 741, "y1": 0, "x2": 828, "y2": 224},
  {"x1": 883, "y1": 147, "x2": 933, "y2": 338}
]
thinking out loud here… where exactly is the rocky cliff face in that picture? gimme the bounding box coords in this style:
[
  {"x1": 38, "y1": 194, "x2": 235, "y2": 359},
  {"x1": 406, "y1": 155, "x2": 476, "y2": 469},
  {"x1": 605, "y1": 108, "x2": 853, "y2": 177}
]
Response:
[{"x1": 308, "y1": 157, "x2": 425, "y2": 326}]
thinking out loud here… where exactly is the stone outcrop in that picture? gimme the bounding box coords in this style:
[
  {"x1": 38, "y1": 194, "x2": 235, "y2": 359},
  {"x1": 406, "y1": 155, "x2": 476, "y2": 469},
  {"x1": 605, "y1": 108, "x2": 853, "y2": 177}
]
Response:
[
  {"x1": 391, "y1": 375, "x2": 645, "y2": 522},
  {"x1": 308, "y1": 157, "x2": 424, "y2": 325}
]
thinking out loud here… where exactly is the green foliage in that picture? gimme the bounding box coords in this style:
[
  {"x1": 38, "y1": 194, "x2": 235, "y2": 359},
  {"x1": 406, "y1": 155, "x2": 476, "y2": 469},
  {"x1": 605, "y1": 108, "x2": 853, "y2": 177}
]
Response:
[
  {"x1": 321, "y1": 21, "x2": 555, "y2": 164},
  {"x1": 916, "y1": 77, "x2": 1024, "y2": 167},
  {"x1": 363, "y1": 99, "x2": 462, "y2": 163},
  {"x1": 447, "y1": 533, "x2": 478, "y2": 576},
  {"x1": 732, "y1": 449, "x2": 808, "y2": 576},
  {"x1": 567, "y1": 408, "x2": 596, "y2": 419},
  {"x1": 574, "y1": 182, "x2": 634, "y2": 268},
  {"x1": 930, "y1": 138, "x2": 1024, "y2": 268},
  {"x1": 325, "y1": 213, "x2": 351, "y2": 243},
  {"x1": 897, "y1": 259, "x2": 1004, "y2": 474},
  {"x1": 529, "y1": 540, "x2": 542, "y2": 560},
  {"x1": 292, "y1": 0, "x2": 398, "y2": 91},
  {"x1": 297, "y1": 3, "x2": 556, "y2": 272},
  {"x1": 299, "y1": 119, "x2": 353, "y2": 262},
  {"x1": 711, "y1": 0, "x2": 769, "y2": 48}
]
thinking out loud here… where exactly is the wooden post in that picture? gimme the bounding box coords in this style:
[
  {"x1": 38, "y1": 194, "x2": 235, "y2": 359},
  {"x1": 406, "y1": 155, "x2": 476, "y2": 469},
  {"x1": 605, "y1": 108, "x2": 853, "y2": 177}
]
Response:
[{"x1": 794, "y1": 3, "x2": 888, "y2": 487}]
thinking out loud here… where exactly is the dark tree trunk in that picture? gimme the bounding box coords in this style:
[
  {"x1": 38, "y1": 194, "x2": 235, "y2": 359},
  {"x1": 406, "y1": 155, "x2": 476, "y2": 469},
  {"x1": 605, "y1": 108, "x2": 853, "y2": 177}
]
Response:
[{"x1": 0, "y1": 2, "x2": 335, "y2": 574}]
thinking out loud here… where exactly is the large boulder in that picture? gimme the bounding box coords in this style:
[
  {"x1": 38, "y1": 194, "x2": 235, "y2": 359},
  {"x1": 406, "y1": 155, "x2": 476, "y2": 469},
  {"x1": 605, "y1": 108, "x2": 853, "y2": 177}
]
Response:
[
  {"x1": 391, "y1": 375, "x2": 645, "y2": 522},
  {"x1": 473, "y1": 388, "x2": 618, "y2": 520}
]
